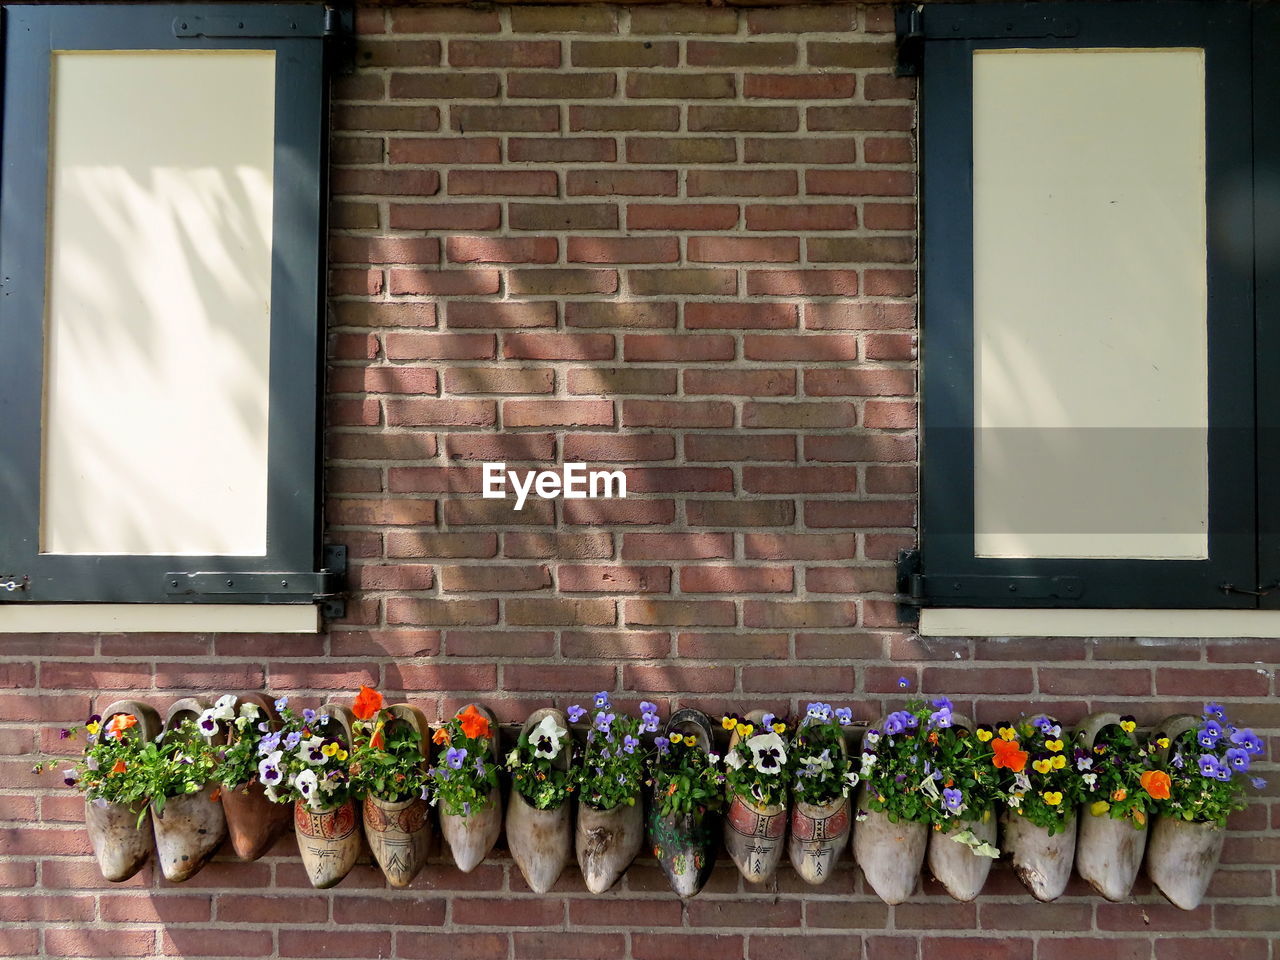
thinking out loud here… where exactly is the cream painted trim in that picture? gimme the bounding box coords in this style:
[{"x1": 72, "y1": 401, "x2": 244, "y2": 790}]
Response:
[
  {"x1": 921, "y1": 608, "x2": 1280, "y2": 639},
  {"x1": 0, "y1": 605, "x2": 319, "y2": 634}
]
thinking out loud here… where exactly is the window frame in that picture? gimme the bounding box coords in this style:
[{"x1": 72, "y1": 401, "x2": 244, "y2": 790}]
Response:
[
  {"x1": 910, "y1": 1, "x2": 1265, "y2": 613},
  {"x1": 0, "y1": 3, "x2": 334, "y2": 607}
]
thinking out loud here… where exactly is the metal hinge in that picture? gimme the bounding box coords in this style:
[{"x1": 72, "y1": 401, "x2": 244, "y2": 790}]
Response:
[
  {"x1": 895, "y1": 549, "x2": 1084, "y2": 624},
  {"x1": 896, "y1": 5, "x2": 1082, "y2": 77},
  {"x1": 0, "y1": 575, "x2": 30, "y2": 600},
  {"x1": 895, "y1": 6, "x2": 924, "y2": 77},
  {"x1": 173, "y1": 9, "x2": 328, "y2": 39},
  {"x1": 164, "y1": 544, "x2": 347, "y2": 617},
  {"x1": 1220, "y1": 581, "x2": 1280, "y2": 598}
]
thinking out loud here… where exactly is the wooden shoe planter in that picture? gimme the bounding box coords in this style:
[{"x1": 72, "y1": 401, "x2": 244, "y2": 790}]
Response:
[
  {"x1": 220, "y1": 694, "x2": 291, "y2": 862},
  {"x1": 649, "y1": 708, "x2": 719, "y2": 898},
  {"x1": 506, "y1": 708, "x2": 573, "y2": 894},
  {"x1": 438, "y1": 704, "x2": 502, "y2": 874},
  {"x1": 1144, "y1": 714, "x2": 1224, "y2": 910},
  {"x1": 788, "y1": 722, "x2": 851, "y2": 886},
  {"x1": 294, "y1": 704, "x2": 362, "y2": 889},
  {"x1": 577, "y1": 795, "x2": 643, "y2": 894},
  {"x1": 363, "y1": 704, "x2": 433, "y2": 888},
  {"x1": 1074, "y1": 712, "x2": 1147, "y2": 901},
  {"x1": 724, "y1": 710, "x2": 787, "y2": 885},
  {"x1": 151, "y1": 698, "x2": 228, "y2": 883},
  {"x1": 1003, "y1": 713, "x2": 1077, "y2": 902},
  {"x1": 852, "y1": 715, "x2": 928, "y2": 905},
  {"x1": 926, "y1": 713, "x2": 995, "y2": 902},
  {"x1": 86, "y1": 700, "x2": 161, "y2": 882}
]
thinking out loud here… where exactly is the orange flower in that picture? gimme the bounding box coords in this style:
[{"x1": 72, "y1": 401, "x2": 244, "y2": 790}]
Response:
[
  {"x1": 352, "y1": 685, "x2": 383, "y2": 722},
  {"x1": 370, "y1": 722, "x2": 385, "y2": 750},
  {"x1": 1140, "y1": 769, "x2": 1171, "y2": 801},
  {"x1": 992, "y1": 738, "x2": 1029, "y2": 773},
  {"x1": 105, "y1": 713, "x2": 137, "y2": 741},
  {"x1": 110, "y1": 759, "x2": 127, "y2": 775},
  {"x1": 432, "y1": 727, "x2": 451, "y2": 746},
  {"x1": 1112, "y1": 788, "x2": 1127, "y2": 802},
  {"x1": 458, "y1": 704, "x2": 490, "y2": 741}
]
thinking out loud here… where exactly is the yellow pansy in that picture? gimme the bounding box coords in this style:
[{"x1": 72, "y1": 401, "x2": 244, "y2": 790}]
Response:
[
  {"x1": 1032, "y1": 759, "x2": 1052, "y2": 774},
  {"x1": 721, "y1": 716, "x2": 737, "y2": 731},
  {"x1": 998, "y1": 726, "x2": 1017, "y2": 741},
  {"x1": 1090, "y1": 800, "x2": 1111, "y2": 816},
  {"x1": 1156, "y1": 736, "x2": 1170, "y2": 749},
  {"x1": 975, "y1": 728, "x2": 994, "y2": 742},
  {"x1": 1042, "y1": 791, "x2": 1063, "y2": 806},
  {"x1": 321, "y1": 742, "x2": 340, "y2": 757},
  {"x1": 683, "y1": 735, "x2": 696, "y2": 747},
  {"x1": 668, "y1": 732, "x2": 682, "y2": 743},
  {"x1": 771, "y1": 722, "x2": 786, "y2": 734},
  {"x1": 1045, "y1": 739, "x2": 1063, "y2": 753},
  {"x1": 85, "y1": 721, "x2": 101, "y2": 736},
  {"x1": 336, "y1": 749, "x2": 348, "y2": 762},
  {"x1": 1050, "y1": 754, "x2": 1066, "y2": 770},
  {"x1": 1119, "y1": 719, "x2": 1136, "y2": 734},
  {"x1": 735, "y1": 723, "x2": 754, "y2": 738}
]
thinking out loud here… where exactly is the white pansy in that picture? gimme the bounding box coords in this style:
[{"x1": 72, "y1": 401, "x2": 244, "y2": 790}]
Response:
[
  {"x1": 725, "y1": 750, "x2": 745, "y2": 770},
  {"x1": 530, "y1": 713, "x2": 568, "y2": 759},
  {"x1": 747, "y1": 731, "x2": 787, "y2": 774},
  {"x1": 238, "y1": 702, "x2": 261, "y2": 720},
  {"x1": 842, "y1": 770, "x2": 860, "y2": 796},
  {"x1": 297, "y1": 735, "x2": 326, "y2": 766},
  {"x1": 506, "y1": 748, "x2": 521, "y2": 767},
  {"x1": 801, "y1": 751, "x2": 834, "y2": 773},
  {"x1": 212, "y1": 695, "x2": 237, "y2": 721},
  {"x1": 293, "y1": 769, "x2": 319, "y2": 805}
]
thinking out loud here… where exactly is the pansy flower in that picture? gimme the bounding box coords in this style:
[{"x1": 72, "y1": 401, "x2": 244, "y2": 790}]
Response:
[
  {"x1": 567, "y1": 704, "x2": 587, "y2": 723},
  {"x1": 747, "y1": 731, "x2": 787, "y2": 774},
  {"x1": 446, "y1": 747, "x2": 467, "y2": 770}
]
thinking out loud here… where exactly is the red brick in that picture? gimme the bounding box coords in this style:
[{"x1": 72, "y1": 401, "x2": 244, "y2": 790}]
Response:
[
  {"x1": 559, "y1": 565, "x2": 671, "y2": 594},
  {"x1": 513, "y1": 137, "x2": 618, "y2": 163},
  {"x1": 449, "y1": 170, "x2": 558, "y2": 197},
  {"x1": 446, "y1": 236, "x2": 557, "y2": 264},
  {"x1": 622, "y1": 533, "x2": 734, "y2": 560},
  {"x1": 450, "y1": 40, "x2": 560, "y2": 68},
  {"x1": 745, "y1": 534, "x2": 857, "y2": 560},
  {"x1": 748, "y1": 270, "x2": 858, "y2": 296},
  {"x1": 624, "y1": 335, "x2": 736, "y2": 362},
  {"x1": 1040, "y1": 668, "x2": 1153, "y2": 697},
  {"x1": 568, "y1": 236, "x2": 679, "y2": 263},
  {"x1": 563, "y1": 433, "x2": 676, "y2": 461},
  {"x1": 685, "y1": 434, "x2": 796, "y2": 462},
  {"x1": 625, "y1": 600, "x2": 736, "y2": 627},
  {"x1": 390, "y1": 268, "x2": 502, "y2": 296},
  {"x1": 686, "y1": 303, "x2": 798, "y2": 330},
  {"x1": 624, "y1": 665, "x2": 735, "y2": 692},
  {"x1": 686, "y1": 369, "x2": 795, "y2": 397},
  {"x1": 390, "y1": 202, "x2": 501, "y2": 231},
  {"x1": 689, "y1": 236, "x2": 799, "y2": 263},
  {"x1": 628, "y1": 204, "x2": 740, "y2": 231},
  {"x1": 681, "y1": 566, "x2": 793, "y2": 593}
]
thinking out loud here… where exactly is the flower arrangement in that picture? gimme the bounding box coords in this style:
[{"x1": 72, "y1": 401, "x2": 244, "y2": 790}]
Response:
[
  {"x1": 1153, "y1": 702, "x2": 1267, "y2": 826},
  {"x1": 200, "y1": 695, "x2": 270, "y2": 791},
  {"x1": 506, "y1": 712, "x2": 575, "y2": 810},
  {"x1": 721, "y1": 710, "x2": 791, "y2": 808},
  {"x1": 429, "y1": 704, "x2": 500, "y2": 817},
  {"x1": 990, "y1": 716, "x2": 1083, "y2": 836},
  {"x1": 860, "y1": 697, "x2": 995, "y2": 829},
  {"x1": 571, "y1": 692, "x2": 653, "y2": 811},
  {"x1": 651, "y1": 728, "x2": 725, "y2": 818},
  {"x1": 790, "y1": 703, "x2": 858, "y2": 805},
  {"x1": 1079, "y1": 716, "x2": 1155, "y2": 828},
  {"x1": 56, "y1": 711, "x2": 217, "y2": 825},
  {"x1": 256, "y1": 697, "x2": 353, "y2": 811},
  {"x1": 348, "y1": 686, "x2": 430, "y2": 804}
]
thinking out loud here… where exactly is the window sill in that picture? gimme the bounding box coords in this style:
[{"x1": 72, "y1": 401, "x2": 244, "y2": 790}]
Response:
[
  {"x1": 0, "y1": 604, "x2": 319, "y2": 634},
  {"x1": 920, "y1": 608, "x2": 1280, "y2": 639}
]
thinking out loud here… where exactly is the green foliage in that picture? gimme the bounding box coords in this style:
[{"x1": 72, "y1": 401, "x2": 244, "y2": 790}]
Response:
[
  {"x1": 721, "y1": 712, "x2": 792, "y2": 809},
  {"x1": 650, "y1": 732, "x2": 725, "y2": 818},
  {"x1": 349, "y1": 711, "x2": 430, "y2": 804},
  {"x1": 429, "y1": 707, "x2": 500, "y2": 818},
  {"x1": 1150, "y1": 704, "x2": 1266, "y2": 827},
  {"x1": 505, "y1": 714, "x2": 576, "y2": 811},
  {"x1": 995, "y1": 716, "x2": 1083, "y2": 836},
  {"x1": 572, "y1": 695, "x2": 651, "y2": 812},
  {"x1": 1078, "y1": 718, "x2": 1155, "y2": 829},
  {"x1": 789, "y1": 705, "x2": 857, "y2": 806}
]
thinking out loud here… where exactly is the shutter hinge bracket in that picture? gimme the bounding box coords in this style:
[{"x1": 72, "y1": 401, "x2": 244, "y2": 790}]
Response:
[
  {"x1": 896, "y1": 549, "x2": 1085, "y2": 624},
  {"x1": 895, "y1": 5, "x2": 924, "y2": 77},
  {"x1": 164, "y1": 544, "x2": 347, "y2": 618}
]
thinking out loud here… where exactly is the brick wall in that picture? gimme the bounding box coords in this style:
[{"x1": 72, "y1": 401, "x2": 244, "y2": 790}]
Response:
[{"x1": 2, "y1": 4, "x2": 1277, "y2": 959}]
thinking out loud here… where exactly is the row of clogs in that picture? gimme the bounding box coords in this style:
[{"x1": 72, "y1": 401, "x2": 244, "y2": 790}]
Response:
[{"x1": 79, "y1": 701, "x2": 1227, "y2": 908}]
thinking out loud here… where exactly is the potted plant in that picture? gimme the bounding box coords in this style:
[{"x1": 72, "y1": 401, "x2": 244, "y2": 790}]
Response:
[
  {"x1": 149, "y1": 698, "x2": 228, "y2": 882},
  {"x1": 921, "y1": 703, "x2": 1002, "y2": 902},
  {"x1": 349, "y1": 687, "x2": 432, "y2": 888},
  {"x1": 853, "y1": 700, "x2": 934, "y2": 904},
  {"x1": 1144, "y1": 703, "x2": 1267, "y2": 909},
  {"x1": 505, "y1": 707, "x2": 575, "y2": 893},
  {"x1": 1074, "y1": 712, "x2": 1155, "y2": 901},
  {"x1": 259, "y1": 697, "x2": 360, "y2": 889},
  {"x1": 721, "y1": 709, "x2": 791, "y2": 884},
  {"x1": 430, "y1": 703, "x2": 501, "y2": 872},
  {"x1": 997, "y1": 715, "x2": 1085, "y2": 902},
  {"x1": 572, "y1": 693, "x2": 653, "y2": 894},
  {"x1": 202, "y1": 693, "x2": 291, "y2": 861},
  {"x1": 788, "y1": 703, "x2": 858, "y2": 886},
  {"x1": 56, "y1": 700, "x2": 160, "y2": 881},
  {"x1": 648, "y1": 708, "x2": 724, "y2": 898}
]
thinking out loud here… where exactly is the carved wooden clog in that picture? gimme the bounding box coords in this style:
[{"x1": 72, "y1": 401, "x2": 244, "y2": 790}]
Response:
[
  {"x1": 506, "y1": 707, "x2": 573, "y2": 893},
  {"x1": 576, "y1": 795, "x2": 643, "y2": 894},
  {"x1": 151, "y1": 698, "x2": 228, "y2": 882},
  {"x1": 1003, "y1": 809, "x2": 1077, "y2": 902},
  {"x1": 1074, "y1": 712, "x2": 1147, "y2": 901},
  {"x1": 724, "y1": 710, "x2": 787, "y2": 884},
  {"x1": 852, "y1": 717, "x2": 928, "y2": 905},
  {"x1": 438, "y1": 703, "x2": 502, "y2": 873},
  {"x1": 363, "y1": 703, "x2": 433, "y2": 888},
  {"x1": 294, "y1": 703, "x2": 361, "y2": 889},
  {"x1": 649, "y1": 708, "x2": 719, "y2": 898},
  {"x1": 925, "y1": 712, "x2": 996, "y2": 901},
  {"x1": 1003, "y1": 713, "x2": 1077, "y2": 902},
  {"x1": 1145, "y1": 714, "x2": 1223, "y2": 910},
  {"x1": 788, "y1": 720, "x2": 851, "y2": 886},
  {"x1": 219, "y1": 693, "x2": 291, "y2": 861},
  {"x1": 85, "y1": 700, "x2": 161, "y2": 882}
]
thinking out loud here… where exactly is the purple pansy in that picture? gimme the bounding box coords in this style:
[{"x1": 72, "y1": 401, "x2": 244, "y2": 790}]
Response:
[
  {"x1": 593, "y1": 691, "x2": 611, "y2": 710},
  {"x1": 446, "y1": 747, "x2": 467, "y2": 770},
  {"x1": 1203, "y1": 702, "x2": 1226, "y2": 721},
  {"x1": 1198, "y1": 754, "x2": 1224, "y2": 779},
  {"x1": 1230, "y1": 728, "x2": 1265, "y2": 756},
  {"x1": 567, "y1": 704, "x2": 586, "y2": 723},
  {"x1": 1225, "y1": 747, "x2": 1251, "y2": 772},
  {"x1": 942, "y1": 788, "x2": 963, "y2": 813}
]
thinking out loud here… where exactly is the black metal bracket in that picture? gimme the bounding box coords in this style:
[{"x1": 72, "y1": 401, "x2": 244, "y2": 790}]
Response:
[
  {"x1": 324, "y1": 5, "x2": 356, "y2": 75},
  {"x1": 896, "y1": 549, "x2": 1086, "y2": 623},
  {"x1": 173, "y1": 10, "x2": 323, "y2": 38},
  {"x1": 895, "y1": 5, "x2": 924, "y2": 77},
  {"x1": 164, "y1": 544, "x2": 347, "y2": 616}
]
